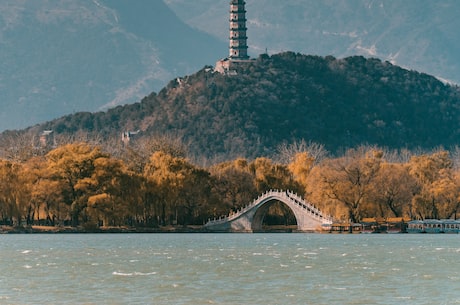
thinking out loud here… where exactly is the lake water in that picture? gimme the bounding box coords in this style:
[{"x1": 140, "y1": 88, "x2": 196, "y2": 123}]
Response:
[{"x1": 1, "y1": 233, "x2": 460, "y2": 305}]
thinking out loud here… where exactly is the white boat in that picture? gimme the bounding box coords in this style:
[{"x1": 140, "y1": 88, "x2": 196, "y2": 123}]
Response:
[
  {"x1": 407, "y1": 220, "x2": 425, "y2": 233},
  {"x1": 407, "y1": 219, "x2": 460, "y2": 233},
  {"x1": 441, "y1": 219, "x2": 460, "y2": 233},
  {"x1": 423, "y1": 219, "x2": 443, "y2": 233}
]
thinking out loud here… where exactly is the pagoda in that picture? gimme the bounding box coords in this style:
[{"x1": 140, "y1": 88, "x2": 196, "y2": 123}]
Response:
[
  {"x1": 215, "y1": 0, "x2": 251, "y2": 73},
  {"x1": 229, "y1": 0, "x2": 249, "y2": 60}
]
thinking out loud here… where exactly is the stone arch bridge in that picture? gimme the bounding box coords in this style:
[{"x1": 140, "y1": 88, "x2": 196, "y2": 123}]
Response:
[{"x1": 204, "y1": 190, "x2": 333, "y2": 232}]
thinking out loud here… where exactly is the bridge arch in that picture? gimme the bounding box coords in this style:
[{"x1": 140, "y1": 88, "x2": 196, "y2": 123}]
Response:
[
  {"x1": 251, "y1": 198, "x2": 297, "y2": 232},
  {"x1": 204, "y1": 190, "x2": 333, "y2": 232}
]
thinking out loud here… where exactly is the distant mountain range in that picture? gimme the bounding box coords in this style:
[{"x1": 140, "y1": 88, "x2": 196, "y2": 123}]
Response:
[
  {"x1": 1, "y1": 0, "x2": 460, "y2": 132},
  {"x1": 0, "y1": 0, "x2": 225, "y2": 131},
  {"x1": 7, "y1": 53, "x2": 460, "y2": 162}
]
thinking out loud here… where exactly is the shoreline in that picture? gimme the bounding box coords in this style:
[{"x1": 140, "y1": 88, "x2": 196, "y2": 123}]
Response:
[
  {"x1": 0, "y1": 225, "x2": 205, "y2": 234},
  {"x1": 0, "y1": 225, "x2": 321, "y2": 234}
]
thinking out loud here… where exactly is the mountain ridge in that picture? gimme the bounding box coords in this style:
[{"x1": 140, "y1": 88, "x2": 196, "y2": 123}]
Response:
[
  {"x1": 2, "y1": 1, "x2": 460, "y2": 132},
  {"x1": 4, "y1": 52, "x2": 459, "y2": 162}
]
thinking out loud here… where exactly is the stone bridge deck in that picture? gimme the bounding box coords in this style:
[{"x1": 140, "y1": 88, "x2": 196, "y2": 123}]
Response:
[{"x1": 204, "y1": 190, "x2": 333, "y2": 232}]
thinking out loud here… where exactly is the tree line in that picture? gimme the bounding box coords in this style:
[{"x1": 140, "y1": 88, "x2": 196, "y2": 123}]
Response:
[{"x1": 1, "y1": 139, "x2": 460, "y2": 228}]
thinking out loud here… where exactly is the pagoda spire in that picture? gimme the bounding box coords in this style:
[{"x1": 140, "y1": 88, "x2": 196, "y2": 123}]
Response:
[{"x1": 229, "y1": 0, "x2": 249, "y2": 59}]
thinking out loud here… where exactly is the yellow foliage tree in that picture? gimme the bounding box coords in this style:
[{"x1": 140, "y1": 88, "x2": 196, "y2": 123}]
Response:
[
  {"x1": 0, "y1": 160, "x2": 24, "y2": 225},
  {"x1": 305, "y1": 165, "x2": 349, "y2": 221},
  {"x1": 408, "y1": 151, "x2": 457, "y2": 219},
  {"x1": 313, "y1": 148, "x2": 381, "y2": 223},
  {"x1": 288, "y1": 152, "x2": 315, "y2": 190},
  {"x1": 209, "y1": 158, "x2": 257, "y2": 216},
  {"x1": 143, "y1": 151, "x2": 212, "y2": 225},
  {"x1": 428, "y1": 169, "x2": 460, "y2": 219},
  {"x1": 79, "y1": 156, "x2": 140, "y2": 226},
  {"x1": 367, "y1": 162, "x2": 417, "y2": 218},
  {"x1": 249, "y1": 157, "x2": 298, "y2": 193},
  {"x1": 45, "y1": 143, "x2": 109, "y2": 226}
]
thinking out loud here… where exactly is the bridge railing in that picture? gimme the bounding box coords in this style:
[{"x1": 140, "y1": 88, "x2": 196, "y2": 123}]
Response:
[
  {"x1": 205, "y1": 189, "x2": 333, "y2": 226},
  {"x1": 205, "y1": 189, "x2": 277, "y2": 225},
  {"x1": 285, "y1": 190, "x2": 333, "y2": 223}
]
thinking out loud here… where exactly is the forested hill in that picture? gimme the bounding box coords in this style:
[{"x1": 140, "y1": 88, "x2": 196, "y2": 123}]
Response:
[{"x1": 9, "y1": 52, "x2": 460, "y2": 160}]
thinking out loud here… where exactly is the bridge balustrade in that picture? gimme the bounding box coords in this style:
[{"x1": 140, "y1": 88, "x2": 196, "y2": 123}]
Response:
[{"x1": 206, "y1": 189, "x2": 333, "y2": 225}]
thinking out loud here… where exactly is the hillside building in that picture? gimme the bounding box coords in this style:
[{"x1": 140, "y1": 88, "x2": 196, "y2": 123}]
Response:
[
  {"x1": 39, "y1": 130, "x2": 55, "y2": 147},
  {"x1": 121, "y1": 130, "x2": 140, "y2": 144},
  {"x1": 215, "y1": 0, "x2": 252, "y2": 74}
]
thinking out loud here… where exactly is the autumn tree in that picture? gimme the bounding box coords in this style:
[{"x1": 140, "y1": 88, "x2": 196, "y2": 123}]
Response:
[
  {"x1": 288, "y1": 152, "x2": 315, "y2": 192},
  {"x1": 367, "y1": 162, "x2": 417, "y2": 218},
  {"x1": 408, "y1": 150, "x2": 456, "y2": 219},
  {"x1": 45, "y1": 143, "x2": 109, "y2": 226},
  {"x1": 18, "y1": 157, "x2": 48, "y2": 225},
  {"x1": 249, "y1": 157, "x2": 299, "y2": 193},
  {"x1": 0, "y1": 160, "x2": 25, "y2": 225},
  {"x1": 209, "y1": 159, "x2": 258, "y2": 216},
  {"x1": 314, "y1": 147, "x2": 382, "y2": 223},
  {"x1": 30, "y1": 176, "x2": 67, "y2": 225},
  {"x1": 305, "y1": 165, "x2": 349, "y2": 221},
  {"x1": 143, "y1": 151, "x2": 211, "y2": 226},
  {"x1": 429, "y1": 169, "x2": 460, "y2": 219},
  {"x1": 177, "y1": 165, "x2": 213, "y2": 225},
  {"x1": 80, "y1": 157, "x2": 142, "y2": 227}
]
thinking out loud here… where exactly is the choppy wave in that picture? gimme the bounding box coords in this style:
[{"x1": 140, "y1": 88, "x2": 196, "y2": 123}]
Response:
[{"x1": 112, "y1": 271, "x2": 157, "y2": 276}]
